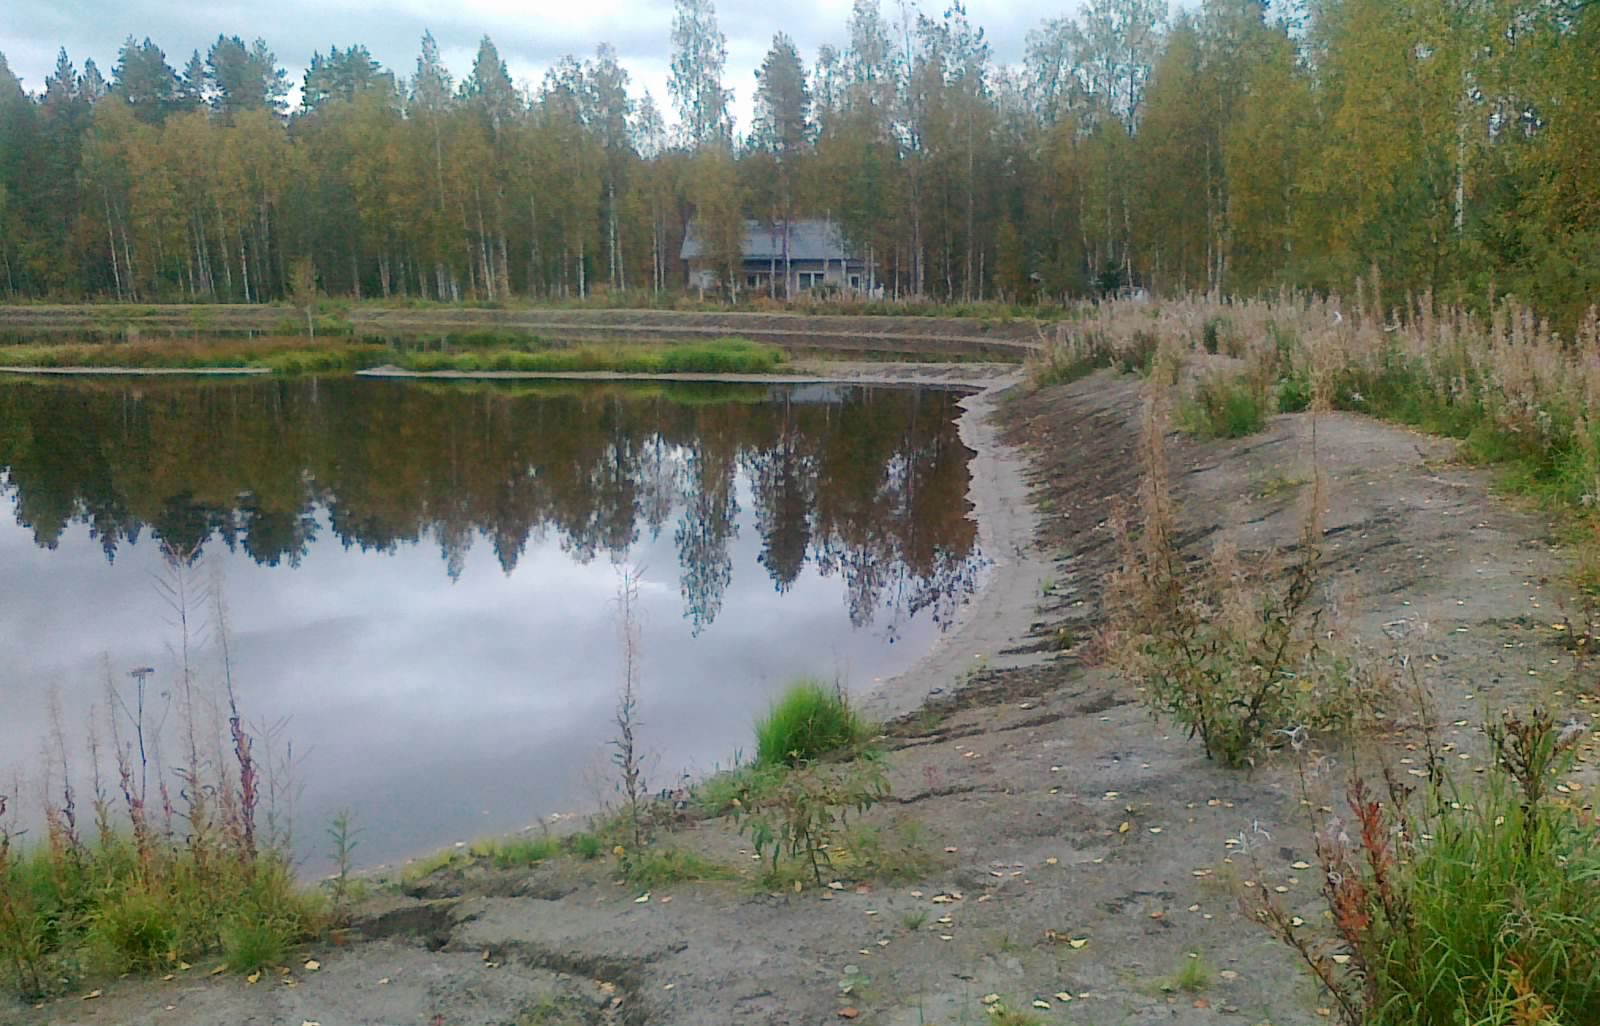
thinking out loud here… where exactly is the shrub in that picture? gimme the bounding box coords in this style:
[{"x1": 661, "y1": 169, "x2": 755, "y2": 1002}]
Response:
[
  {"x1": 728, "y1": 758, "x2": 890, "y2": 886},
  {"x1": 754, "y1": 680, "x2": 871, "y2": 768}
]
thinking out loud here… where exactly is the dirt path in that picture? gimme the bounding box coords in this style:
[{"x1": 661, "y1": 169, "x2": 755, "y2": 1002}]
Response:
[{"x1": 16, "y1": 371, "x2": 1597, "y2": 1026}]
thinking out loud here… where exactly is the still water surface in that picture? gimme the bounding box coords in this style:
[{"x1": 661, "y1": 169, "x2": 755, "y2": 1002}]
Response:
[{"x1": 0, "y1": 377, "x2": 983, "y2": 869}]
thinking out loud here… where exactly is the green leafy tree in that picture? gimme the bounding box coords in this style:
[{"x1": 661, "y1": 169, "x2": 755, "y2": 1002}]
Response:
[{"x1": 670, "y1": 0, "x2": 732, "y2": 148}]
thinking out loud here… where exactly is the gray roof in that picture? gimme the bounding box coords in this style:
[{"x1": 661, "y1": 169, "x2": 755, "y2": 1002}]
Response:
[{"x1": 681, "y1": 220, "x2": 853, "y2": 262}]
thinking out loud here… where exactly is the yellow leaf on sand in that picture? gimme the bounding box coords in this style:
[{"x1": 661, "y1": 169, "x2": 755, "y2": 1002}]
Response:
[
  {"x1": 634, "y1": 893, "x2": 651, "y2": 903},
  {"x1": 1069, "y1": 937, "x2": 1089, "y2": 949},
  {"x1": 1291, "y1": 861, "x2": 1312, "y2": 870},
  {"x1": 304, "y1": 959, "x2": 322, "y2": 971},
  {"x1": 1032, "y1": 999, "x2": 1051, "y2": 1009},
  {"x1": 208, "y1": 965, "x2": 228, "y2": 976},
  {"x1": 1119, "y1": 821, "x2": 1131, "y2": 834},
  {"x1": 246, "y1": 971, "x2": 262, "y2": 985},
  {"x1": 1331, "y1": 954, "x2": 1351, "y2": 965},
  {"x1": 176, "y1": 961, "x2": 193, "y2": 971},
  {"x1": 82, "y1": 990, "x2": 103, "y2": 1001},
  {"x1": 981, "y1": 994, "x2": 1001, "y2": 1005},
  {"x1": 1054, "y1": 992, "x2": 1073, "y2": 1002},
  {"x1": 1044, "y1": 857, "x2": 1058, "y2": 866}
]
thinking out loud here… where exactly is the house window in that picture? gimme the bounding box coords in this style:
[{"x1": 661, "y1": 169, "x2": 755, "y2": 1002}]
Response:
[
  {"x1": 849, "y1": 275, "x2": 861, "y2": 289},
  {"x1": 747, "y1": 274, "x2": 761, "y2": 288},
  {"x1": 798, "y1": 272, "x2": 825, "y2": 290}
]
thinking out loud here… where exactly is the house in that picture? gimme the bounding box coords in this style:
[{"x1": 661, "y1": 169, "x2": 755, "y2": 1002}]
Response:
[{"x1": 680, "y1": 219, "x2": 869, "y2": 296}]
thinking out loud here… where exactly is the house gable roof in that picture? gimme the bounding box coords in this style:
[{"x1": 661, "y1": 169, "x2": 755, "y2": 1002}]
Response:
[{"x1": 681, "y1": 219, "x2": 852, "y2": 263}]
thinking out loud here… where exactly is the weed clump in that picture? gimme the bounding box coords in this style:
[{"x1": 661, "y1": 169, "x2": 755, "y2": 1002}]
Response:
[
  {"x1": 1106, "y1": 377, "x2": 1379, "y2": 767},
  {"x1": 1255, "y1": 708, "x2": 1599, "y2": 1026},
  {"x1": 0, "y1": 544, "x2": 319, "y2": 999},
  {"x1": 729, "y1": 758, "x2": 890, "y2": 887},
  {"x1": 754, "y1": 680, "x2": 871, "y2": 768},
  {"x1": 1178, "y1": 371, "x2": 1271, "y2": 438},
  {"x1": 622, "y1": 849, "x2": 732, "y2": 887}
]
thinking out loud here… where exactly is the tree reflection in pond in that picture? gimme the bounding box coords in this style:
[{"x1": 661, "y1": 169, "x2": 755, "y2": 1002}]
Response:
[{"x1": 0, "y1": 377, "x2": 982, "y2": 638}]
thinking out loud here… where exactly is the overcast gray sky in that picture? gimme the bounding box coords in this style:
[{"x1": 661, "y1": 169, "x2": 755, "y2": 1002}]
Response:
[{"x1": 2, "y1": 0, "x2": 1082, "y2": 134}]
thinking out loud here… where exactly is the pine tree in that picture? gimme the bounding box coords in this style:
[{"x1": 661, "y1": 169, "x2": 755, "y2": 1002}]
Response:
[{"x1": 113, "y1": 37, "x2": 180, "y2": 124}]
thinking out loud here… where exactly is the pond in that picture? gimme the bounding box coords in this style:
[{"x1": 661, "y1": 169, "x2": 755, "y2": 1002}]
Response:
[{"x1": 0, "y1": 376, "x2": 985, "y2": 871}]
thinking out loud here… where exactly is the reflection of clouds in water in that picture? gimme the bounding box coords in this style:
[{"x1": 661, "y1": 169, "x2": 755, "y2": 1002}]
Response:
[{"x1": 0, "y1": 383, "x2": 981, "y2": 870}]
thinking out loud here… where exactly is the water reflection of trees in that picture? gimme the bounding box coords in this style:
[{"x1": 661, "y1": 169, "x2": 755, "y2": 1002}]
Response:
[{"x1": 0, "y1": 379, "x2": 983, "y2": 633}]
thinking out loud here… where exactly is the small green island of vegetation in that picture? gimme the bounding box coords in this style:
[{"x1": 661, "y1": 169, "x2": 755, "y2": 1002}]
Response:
[{"x1": 0, "y1": 335, "x2": 789, "y2": 378}]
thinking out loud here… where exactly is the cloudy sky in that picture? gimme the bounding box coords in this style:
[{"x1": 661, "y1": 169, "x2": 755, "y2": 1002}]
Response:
[{"x1": 2, "y1": 0, "x2": 1085, "y2": 133}]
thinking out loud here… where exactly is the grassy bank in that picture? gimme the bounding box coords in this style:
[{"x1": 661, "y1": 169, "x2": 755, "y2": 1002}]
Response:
[
  {"x1": 1030, "y1": 294, "x2": 1600, "y2": 533},
  {"x1": 0, "y1": 336, "x2": 788, "y2": 378},
  {"x1": 1032, "y1": 294, "x2": 1600, "y2": 1023}
]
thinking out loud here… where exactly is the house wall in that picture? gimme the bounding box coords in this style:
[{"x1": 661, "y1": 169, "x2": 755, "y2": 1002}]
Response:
[
  {"x1": 739, "y1": 261, "x2": 867, "y2": 295},
  {"x1": 687, "y1": 259, "x2": 868, "y2": 295}
]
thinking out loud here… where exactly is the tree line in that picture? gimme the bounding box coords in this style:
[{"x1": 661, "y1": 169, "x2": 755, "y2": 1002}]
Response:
[{"x1": 0, "y1": 0, "x2": 1594, "y2": 331}]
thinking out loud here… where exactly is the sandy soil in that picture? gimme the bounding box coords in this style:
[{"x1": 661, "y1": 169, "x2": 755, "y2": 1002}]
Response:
[{"x1": 14, "y1": 369, "x2": 1599, "y2": 1026}]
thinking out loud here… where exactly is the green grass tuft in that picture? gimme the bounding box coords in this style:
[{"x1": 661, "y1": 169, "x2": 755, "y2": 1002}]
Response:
[
  {"x1": 569, "y1": 832, "x2": 603, "y2": 860},
  {"x1": 1178, "y1": 373, "x2": 1270, "y2": 438},
  {"x1": 489, "y1": 837, "x2": 561, "y2": 868},
  {"x1": 220, "y1": 919, "x2": 290, "y2": 974},
  {"x1": 623, "y1": 849, "x2": 733, "y2": 887},
  {"x1": 1170, "y1": 953, "x2": 1212, "y2": 993},
  {"x1": 753, "y1": 680, "x2": 872, "y2": 768}
]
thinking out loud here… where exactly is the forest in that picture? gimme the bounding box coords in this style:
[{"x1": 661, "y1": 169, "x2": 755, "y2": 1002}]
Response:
[{"x1": 0, "y1": 0, "x2": 1595, "y2": 332}]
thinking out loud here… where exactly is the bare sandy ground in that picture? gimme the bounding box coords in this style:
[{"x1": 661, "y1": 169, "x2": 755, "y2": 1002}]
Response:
[{"x1": 13, "y1": 369, "x2": 1599, "y2": 1026}]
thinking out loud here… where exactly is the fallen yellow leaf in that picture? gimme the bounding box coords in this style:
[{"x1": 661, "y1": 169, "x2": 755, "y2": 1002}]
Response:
[{"x1": 304, "y1": 959, "x2": 322, "y2": 971}]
